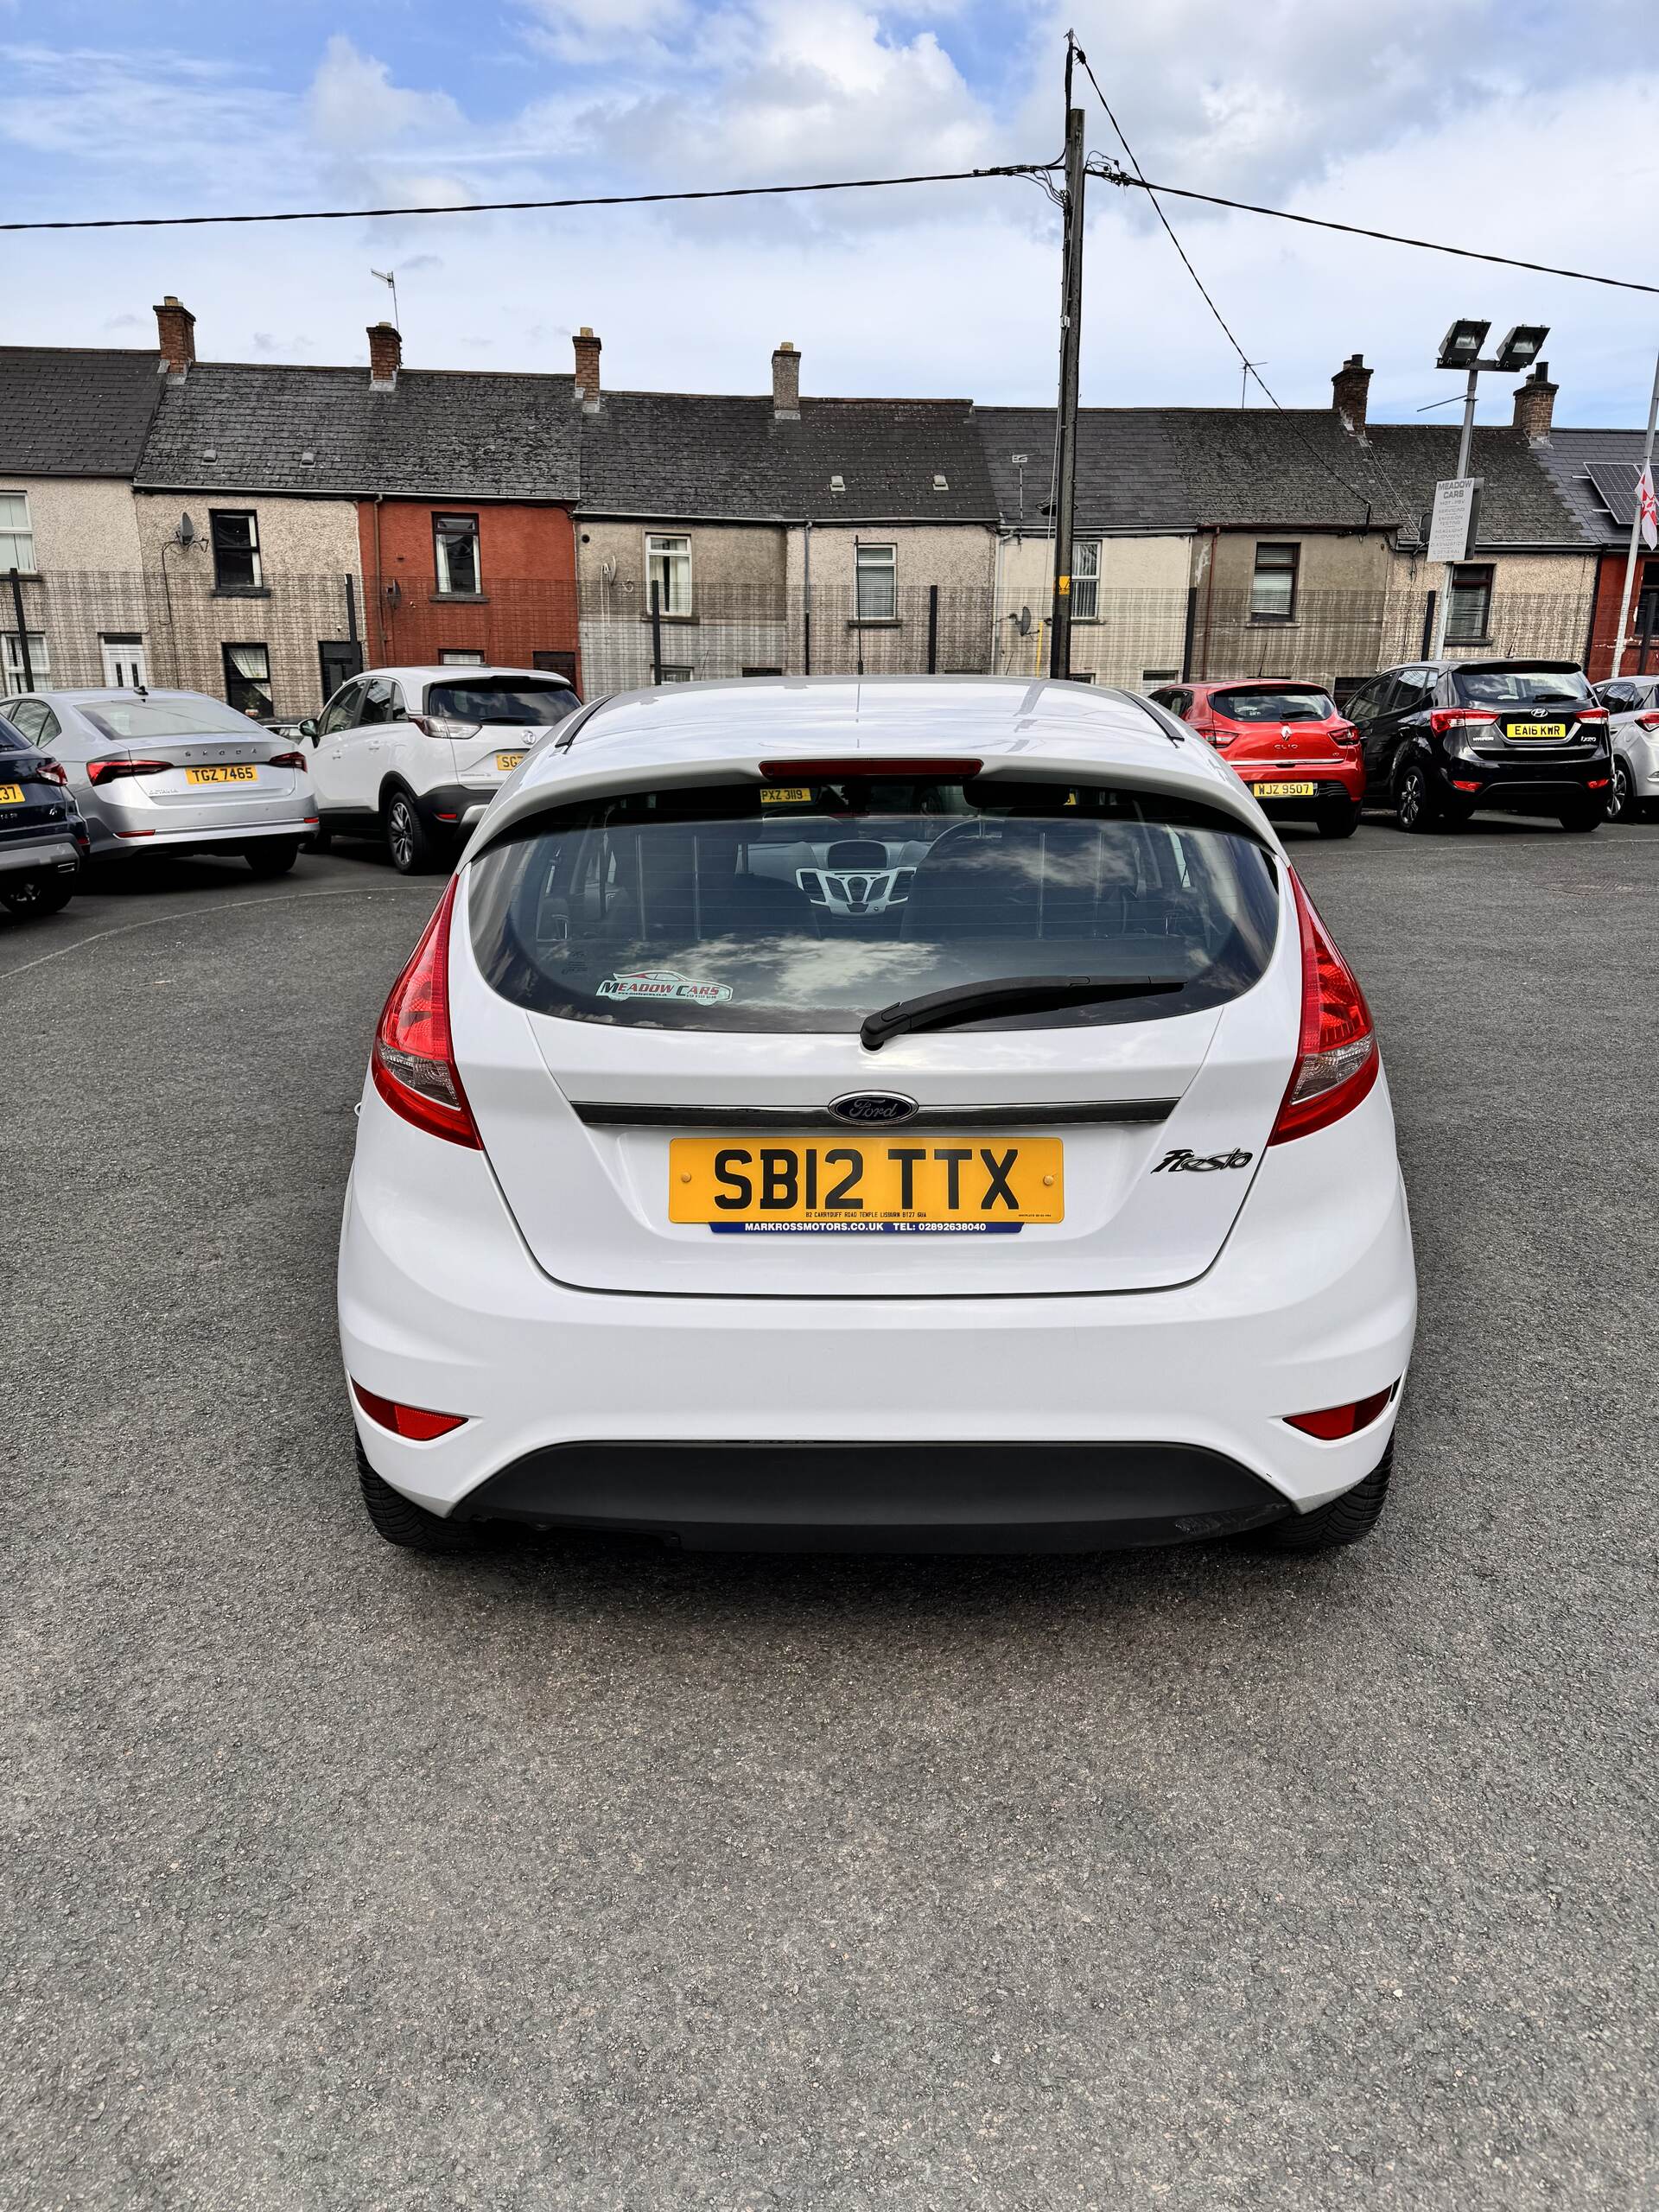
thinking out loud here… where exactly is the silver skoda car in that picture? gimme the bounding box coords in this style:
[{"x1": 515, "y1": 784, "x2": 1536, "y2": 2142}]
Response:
[{"x1": 0, "y1": 689, "x2": 317, "y2": 874}]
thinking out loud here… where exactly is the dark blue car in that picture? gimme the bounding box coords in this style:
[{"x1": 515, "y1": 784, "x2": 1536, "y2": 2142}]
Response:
[{"x1": 0, "y1": 709, "x2": 87, "y2": 919}]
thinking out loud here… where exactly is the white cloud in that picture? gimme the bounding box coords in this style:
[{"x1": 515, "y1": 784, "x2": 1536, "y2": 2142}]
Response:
[{"x1": 305, "y1": 35, "x2": 464, "y2": 152}]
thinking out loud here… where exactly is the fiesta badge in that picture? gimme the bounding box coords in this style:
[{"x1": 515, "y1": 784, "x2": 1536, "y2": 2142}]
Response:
[{"x1": 829, "y1": 1090, "x2": 920, "y2": 1127}]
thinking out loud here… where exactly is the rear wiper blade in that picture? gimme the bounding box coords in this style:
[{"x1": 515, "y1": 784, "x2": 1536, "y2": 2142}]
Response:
[{"x1": 861, "y1": 974, "x2": 1185, "y2": 1052}]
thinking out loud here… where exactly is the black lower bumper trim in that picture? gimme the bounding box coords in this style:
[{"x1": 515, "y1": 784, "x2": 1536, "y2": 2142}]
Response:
[{"x1": 449, "y1": 1440, "x2": 1292, "y2": 1552}]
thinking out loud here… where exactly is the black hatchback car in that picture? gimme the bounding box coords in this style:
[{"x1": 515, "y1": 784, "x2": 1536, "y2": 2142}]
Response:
[
  {"x1": 0, "y1": 709, "x2": 87, "y2": 918},
  {"x1": 1345, "y1": 658, "x2": 1611, "y2": 833}
]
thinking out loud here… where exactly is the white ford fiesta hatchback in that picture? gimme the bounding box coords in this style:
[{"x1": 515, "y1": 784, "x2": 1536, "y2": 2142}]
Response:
[{"x1": 340, "y1": 677, "x2": 1415, "y2": 1556}]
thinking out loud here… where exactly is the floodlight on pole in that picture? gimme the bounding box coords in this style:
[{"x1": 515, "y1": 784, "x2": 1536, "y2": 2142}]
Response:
[
  {"x1": 1493, "y1": 323, "x2": 1549, "y2": 372},
  {"x1": 1435, "y1": 317, "x2": 1491, "y2": 370}
]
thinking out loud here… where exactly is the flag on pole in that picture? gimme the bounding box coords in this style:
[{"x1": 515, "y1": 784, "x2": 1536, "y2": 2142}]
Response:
[{"x1": 1639, "y1": 463, "x2": 1658, "y2": 550}]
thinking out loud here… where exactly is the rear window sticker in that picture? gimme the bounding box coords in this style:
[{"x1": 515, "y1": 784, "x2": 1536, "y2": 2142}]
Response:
[{"x1": 596, "y1": 968, "x2": 734, "y2": 1007}]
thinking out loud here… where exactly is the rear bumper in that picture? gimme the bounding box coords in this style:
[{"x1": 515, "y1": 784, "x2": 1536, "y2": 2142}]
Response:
[
  {"x1": 1433, "y1": 754, "x2": 1607, "y2": 806},
  {"x1": 340, "y1": 1077, "x2": 1417, "y2": 1529},
  {"x1": 0, "y1": 836, "x2": 79, "y2": 878},
  {"x1": 448, "y1": 1440, "x2": 1294, "y2": 1550},
  {"x1": 100, "y1": 817, "x2": 315, "y2": 855}
]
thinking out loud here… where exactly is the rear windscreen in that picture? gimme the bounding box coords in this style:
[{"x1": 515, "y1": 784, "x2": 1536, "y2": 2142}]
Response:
[
  {"x1": 83, "y1": 698, "x2": 263, "y2": 741},
  {"x1": 0, "y1": 717, "x2": 27, "y2": 754},
  {"x1": 1452, "y1": 668, "x2": 1591, "y2": 706},
  {"x1": 425, "y1": 679, "x2": 577, "y2": 727},
  {"x1": 467, "y1": 776, "x2": 1281, "y2": 1035},
  {"x1": 1211, "y1": 687, "x2": 1337, "y2": 721}
]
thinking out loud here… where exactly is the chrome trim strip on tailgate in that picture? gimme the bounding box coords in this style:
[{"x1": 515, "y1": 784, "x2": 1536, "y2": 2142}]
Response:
[{"x1": 571, "y1": 1099, "x2": 1179, "y2": 1130}]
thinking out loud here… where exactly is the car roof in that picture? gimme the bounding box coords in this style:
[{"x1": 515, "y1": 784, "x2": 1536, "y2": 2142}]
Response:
[
  {"x1": 369, "y1": 664, "x2": 574, "y2": 688},
  {"x1": 17, "y1": 687, "x2": 235, "y2": 705},
  {"x1": 472, "y1": 676, "x2": 1276, "y2": 857},
  {"x1": 1191, "y1": 678, "x2": 1331, "y2": 692}
]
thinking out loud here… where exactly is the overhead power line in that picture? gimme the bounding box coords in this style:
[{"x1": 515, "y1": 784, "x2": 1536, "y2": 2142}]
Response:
[
  {"x1": 1071, "y1": 45, "x2": 1377, "y2": 518},
  {"x1": 1087, "y1": 162, "x2": 1659, "y2": 299},
  {"x1": 0, "y1": 163, "x2": 1050, "y2": 234}
]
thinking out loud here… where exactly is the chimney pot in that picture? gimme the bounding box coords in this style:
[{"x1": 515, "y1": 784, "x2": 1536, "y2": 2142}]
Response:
[
  {"x1": 154, "y1": 296, "x2": 197, "y2": 380},
  {"x1": 1331, "y1": 350, "x2": 1372, "y2": 441},
  {"x1": 573, "y1": 326, "x2": 602, "y2": 410},
  {"x1": 772, "y1": 340, "x2": 801, "y2": 420},
  {"x1": 1512, "y1": 360, "x2": 1558, "y2": 443},
  {"x1": 367, "y1": 321, "x2": 402, "y2": 389}
]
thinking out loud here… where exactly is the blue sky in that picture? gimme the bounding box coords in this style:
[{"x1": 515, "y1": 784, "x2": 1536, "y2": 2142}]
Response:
[{"x1": 5, "y1": 1, "x2": 1656, "y2": 427}]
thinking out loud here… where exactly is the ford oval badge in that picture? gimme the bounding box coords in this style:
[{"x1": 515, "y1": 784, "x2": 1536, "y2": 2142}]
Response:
[{"x1": 830, "y1": 1090, "x2": 919, "y2": 1126}]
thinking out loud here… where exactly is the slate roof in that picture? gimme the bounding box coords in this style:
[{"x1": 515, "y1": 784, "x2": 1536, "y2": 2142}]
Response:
[
  {"x1": 0, "y1": 347, "x2": 162, "y2": 476},
  {"x1": 1533, "y1": 429, "x2": 1650, "y2": 548},
  {"x1": 976, "y1": 406, "x2": 1195, "y2": 534},
  {"x1": 135, "y1": 364, "x2": 582, "y2": 501},
  {"x1": 578, "y1": 392, "x2": 997, "y2": 522}
]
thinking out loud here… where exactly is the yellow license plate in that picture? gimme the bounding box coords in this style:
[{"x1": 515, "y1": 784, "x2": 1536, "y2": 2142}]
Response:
[
  {"x1": 494, "y1": 751, "x2": 527, "y2": 772},
  {"x1": 760, "y1": 785, "x2": 814, "y2": 804},
  {"x1": 1508, "y1": 721, "x2": 1566, "y2": 741},
  {"x1": 0, "y1": 783, "x2": 23, "y2": 806},
  {"x1": 669, "y1": 1135, "x2": 1064, "y2": 1228},
  {"x1": 186, "y1": 764, "x2": 257, "y2": 785},
  {"x1": 1250, "y1": 780, "x2": 1317, "y2": 798}
]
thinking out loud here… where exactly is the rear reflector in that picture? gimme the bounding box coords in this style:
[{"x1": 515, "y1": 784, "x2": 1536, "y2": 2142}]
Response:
[
  {"x1": 758, "y1": 758, "x2": 982, "y2": 780},
  {"x1": 115, "y1": 830, "x2": 156, "y2": 839},
  {"x1": 1587, "y1": 779, "x2": 1610, "y2": 791},
  {"x1": 352, "y1": 1381, "x2": 467, "y2": 1440},
  {"x1": 1268, "y1": 870, "x2": 1379, "y2": 1145},
  {"x1": 371, "y1": 873, "x2": 481, "y2": 1149},
  {"x1": 1285, "y1": 1388, "x2": 1394, "y2": 1440},
  {"x1": 1452, "y1": 779, "x2": 1481, "y2": 791}
]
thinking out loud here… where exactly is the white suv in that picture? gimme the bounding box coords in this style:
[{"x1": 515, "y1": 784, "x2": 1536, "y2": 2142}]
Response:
[{"x1": 302, "y1": 664, "x2": 580, "y2": 872}]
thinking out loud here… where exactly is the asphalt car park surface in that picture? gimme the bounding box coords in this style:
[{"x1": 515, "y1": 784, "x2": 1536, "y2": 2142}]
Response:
[{"x1": 4, "y1": 820, "x2": 1655, "y2": 2210}]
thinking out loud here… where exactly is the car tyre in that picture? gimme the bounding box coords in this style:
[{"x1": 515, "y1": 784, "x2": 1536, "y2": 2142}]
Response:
[
  {"x1": 1606, "y1": 762, "x2": 1643, "y2": 824},
  {"x1": 1314, "y1": 799, "x2": 1362, "y2": 839},
  {"x1": 245, "y1": 837, "x2": 301, "y2": 877},
  {"x1": 1, "y1": 872, "x2": 76, "y2": 918},
  {"x1": 1557, "y1": 799, "x2": 1605, "y2": 834},
  {"x1": 1263, "y1": 1443, "x2": 1394, "y2": 1553},
  {"x1": 1393, "y1": 760, "x2": 1440, "y2": 833},
  {"x1": 384, "y1": 789, "x2": 436, "y2": 874},
  {"x1": 356, "y1": 1439, "x2": 483, "y2": 1553}
]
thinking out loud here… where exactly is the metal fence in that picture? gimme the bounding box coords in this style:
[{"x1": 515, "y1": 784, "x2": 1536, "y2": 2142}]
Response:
[{"x1": 3, "y1": 568, "x2": 1599, "y2": 714}]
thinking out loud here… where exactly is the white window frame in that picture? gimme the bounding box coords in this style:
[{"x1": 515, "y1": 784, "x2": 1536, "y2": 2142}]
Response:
[
  {"x1": 1071, "y1": 538, "x2": 1101, "y2": 621},
  {"x1": 2, "y1": 630, "x2": 48, "y2": 689},
  {"x1": 855, "y1": 541, "x2": 897, "y2": 622},
  {"x1": 434, "y1": 513, "x2": 481, "y2": 597},
  {"x1": 645, "y1": 533, "x2": 692, "y2": 618},
  {"x1": 0, "y1": 492, "x2": 35, "y2": 575},
  {"x1": 438, "y1": 649, "x2": 486, "y2": 665}
]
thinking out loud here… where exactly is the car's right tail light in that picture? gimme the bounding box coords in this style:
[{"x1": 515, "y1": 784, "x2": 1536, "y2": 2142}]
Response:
[
  {"x1": 371, "y1": 874, "x2": 481, "y2": 1149},
  {"x1": 1268, "y1": 870, "x2": 1379, "y2": 1145},
  {"x1": 34, "y1": 757, "x2": 68, "y2": 785},
  {"x1": 87, "y1": 756, "x2": 174, "y2": 785},
  {"x1": 265, "y1": 749, "x2": 308, "y2": 770},
  {"x1": 1635, "y1": 710, "x2": 1659, "y2": 730}
]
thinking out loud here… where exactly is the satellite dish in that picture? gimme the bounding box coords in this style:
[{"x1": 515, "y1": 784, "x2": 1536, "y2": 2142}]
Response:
[
  {"x1": 175, "y1": 512, "x2": 195, "y2": 546},
  {"x1": 1014, "y1": 606, "x2": 1032, "y2": 637}
]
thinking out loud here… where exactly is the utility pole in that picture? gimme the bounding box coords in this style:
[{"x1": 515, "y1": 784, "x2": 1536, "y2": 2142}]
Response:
[
  {"x1": 1608, "y1": 344, "x2": 1659, "y2": 680},
  {"x1": 1427, "y1": 363, "x2": 1480, "y2": 660},
  {"x1": 1048, "y1": 79, "x2": 1086, "y2": 681}
]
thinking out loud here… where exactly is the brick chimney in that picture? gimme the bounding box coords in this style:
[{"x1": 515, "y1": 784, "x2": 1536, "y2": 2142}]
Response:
[
  {"x1": 1512, "y1": 361, "x2": 1557, "y2": 443},
  {"x1": 154, "y1": 296, "x2": 196, "y2": 380},
  {"x1": 573, "y1": 326, "x2": 601, "y2": 410},
  {"x1": 772, "y1": 340, "x2": 801, "y2": 420},
  {"x1": 1332, "y1": 352, "x2": 1372, "y2": 440},
  {"x1": 367, "y1": 321, "x2": 402, "y2": 390}
]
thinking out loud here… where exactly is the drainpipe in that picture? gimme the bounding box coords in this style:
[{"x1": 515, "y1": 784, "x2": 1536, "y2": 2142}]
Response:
[
  {"x1": 991, "y1": 529, "x2": 1006, "y2": 674},
  {"x1": 802, "y1": 519, "x2": 812, "y2": 677},
  {"x1": 372, "y1": 493, "x2": 387, "y2": 663},
  {"x1": 1199, "y1": 524, "x2": 1219, "y2": 680}
]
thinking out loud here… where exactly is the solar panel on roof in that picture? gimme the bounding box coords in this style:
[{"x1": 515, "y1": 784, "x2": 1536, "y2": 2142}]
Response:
[{"x1": 1584, "y1": 461, "x2": 1641, "y2": 527}]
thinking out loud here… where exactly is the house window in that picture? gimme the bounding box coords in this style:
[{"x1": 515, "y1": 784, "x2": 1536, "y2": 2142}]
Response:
[
  {"x1": 1446, "y1": 563, "x2": 1494, "y2": 643},
  {"x1": 1071, "y1": 539, "x2": 1101, "y2": 621},
  {"x1": 1249, "y1": 542, "x2": 1299, "y2": 620},
  {"x1": 0, "y1": 493, "x2": 35, "y2": 574},
  {"x1": 2, "y1": 630, "x2": 48, "y2": 689},
  {"x1": 434, "y1": 513, "x2": 481, "y2": 596},
  {"x1": 645, "y1": 534, "x2": 692, "y2": 617},
  {"x1": 222, "y1": 642, "x2": 273, "y2": 718},
  {"x1": 439, "y1": 649, "x2": 486, "y2": 664},
  {"x1": 855, "y1": 542, "x2": 897, "y2": 621},
  {"x1": 741, "y1": 666, "x2": 784, "y2": 677},
  {"x1": 658, "y1": 664, "x2": 694, "y2": 683},
  {"x1": 209, "y1": 511, "x2": 263, "y2": 592}
]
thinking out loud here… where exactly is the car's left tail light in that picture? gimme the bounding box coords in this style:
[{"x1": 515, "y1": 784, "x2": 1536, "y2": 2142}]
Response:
[
  {"x1": 88, "y1": 756, "x2": 173, "y2": 785},
  {"x1": 370, "y1": 874, "x2": 481, "y2": 1148},
  {"x1": 1268, "y1": 869, "x2": 1379, "y2": 1145}
]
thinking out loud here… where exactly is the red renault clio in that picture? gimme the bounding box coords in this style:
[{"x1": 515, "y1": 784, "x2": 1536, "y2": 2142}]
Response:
[{"x1": 1150, "y1": 681, "x2": 1365, "y2": 838}]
